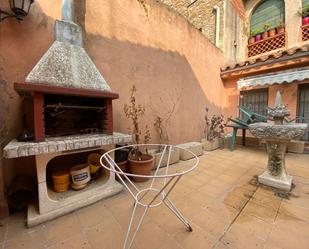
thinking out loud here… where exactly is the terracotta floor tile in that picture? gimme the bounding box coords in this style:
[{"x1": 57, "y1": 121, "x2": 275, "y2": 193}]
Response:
[
  {"x1": 76, "y1": 201, "x2": 113, "y2": 228},
  {"x1": 134, "y1": 221, "x2": 171, "y2": 249},
  {"x1": 279, "y1": 201, "x2": 309, "y2": 223},
  {"x1": 85, "y1": 214, "x2": 125, "y2": 249},
  {"x1": 43, "y1": 213, "x2": 83, "y2": 247},
  {"x1": 192, "y1": 210, "x2": 229, "y2": 238},
  {"x1": 0, "y1": 148, "x2": 308, "y2": 249},
  {"x1": 47, "y1": 233, "x2": 91, "y2": 249},
  {"x1": 4, "y1": 232, "x2": 46, "y2": 249},
  {"x1": 223, "y1": 192, "x2": 249, "y2": 211},
  {"x1": 251, "y1": 191, "x2": 282, "y2": 211},
  {"x1": 174, "y1": 224, "x2": 217, "y2": 249},
  {"x1": 242, "y1": 201, "x2": 278, "y2": 223},
  {"x1": 233, "y1": 213, "x2": 273, "y2": 241},
  {"x1": 267, "y1": 226, "x2": 309, "y2": 249},
  {"x1": 220, "y1": 227, "x2": 265, "y2": 249},
  {"x1": 157, "y1": 237, "x2": 183, "y2": 249}
]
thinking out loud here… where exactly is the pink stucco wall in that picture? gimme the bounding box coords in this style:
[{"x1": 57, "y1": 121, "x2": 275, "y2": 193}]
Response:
[
  {"x1": 84, "y1": 0, "x2": 225, "y2": 144},
  {"x1": 0, "y1": 0, "x2": 225, "y2": 196}
]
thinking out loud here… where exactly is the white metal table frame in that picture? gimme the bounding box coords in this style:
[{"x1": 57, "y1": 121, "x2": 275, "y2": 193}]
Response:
[{"x1": 101, "y1": 144, "x2": 199, "y2": 249}]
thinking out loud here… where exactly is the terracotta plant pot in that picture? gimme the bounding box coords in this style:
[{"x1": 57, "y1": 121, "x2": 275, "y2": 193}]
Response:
[
  {"x1": 277, "y1": 27, "x2": 285, "y2": 34},
  {"x1": 262, "y1": 31, "x2": 269, "y2": 39},
  {"x1": 303, "y1": 17, "x2": 309, "y2": 25},
  {"x1": 116, "y1": 160, "x2": 128, "y2": 181},
  {"x1": 269, "y1": 28, "x2": 276, "y2": 37},
  {"x1": 255, "y1": 34, "x2": 262, "y2": 42},
  {"x1": 248, "y1": 36, "x2": 255, "y2": 44},
  {"x1": 128, "y1": 155, "x2": 154, "y2": 182}
]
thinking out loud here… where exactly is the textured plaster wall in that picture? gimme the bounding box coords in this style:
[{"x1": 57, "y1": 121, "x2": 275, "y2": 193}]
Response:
[
  {"x1": 0, "y1": 0, "x2": 225, "y2": 195},
  {"x1": 0, "y1": 0, "x2": 62, "y2": 210},
  {"x1": 83, "y1": 0, "x2": 225, "y2": 144}
]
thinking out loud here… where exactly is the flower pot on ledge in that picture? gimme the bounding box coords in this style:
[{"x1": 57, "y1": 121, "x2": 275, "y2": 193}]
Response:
[
  {"x1": 149, "y1": 147, "x2": 180, "y2": 169},
  {"x1": 269, "y1": 28, "x2": 276, "y2": 37},
  {"x1": 201, "y1": 138, "x2": 220, "y2": 151},
  {"x1": 248, "y1": 36, "x2": 255, "y2": 44},
  {"x1": 262, "y1": 31, "x2": 269, "y2": 40},
  {"x1": 303, "y1": 17, "x2": 309, "y2": 26},
  {"x1": 255, "y1": 34, "x2": 262, "y2": 42},
  {"x1": 277, "y1": 27, "x2": 285, "y2": 34}
]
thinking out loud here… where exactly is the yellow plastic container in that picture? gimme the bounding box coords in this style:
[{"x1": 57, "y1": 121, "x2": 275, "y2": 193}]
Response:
[{"x1": 87, "y1": 153, "x2": 102, "y2": 174}]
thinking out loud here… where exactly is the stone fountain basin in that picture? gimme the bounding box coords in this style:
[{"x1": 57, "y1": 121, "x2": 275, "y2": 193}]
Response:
[{"x1": 249, "y1": 122, "x2": 308, "y2": 141}]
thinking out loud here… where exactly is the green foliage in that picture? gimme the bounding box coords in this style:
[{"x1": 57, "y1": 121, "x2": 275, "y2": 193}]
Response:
[
  {"x1": 264, "y1": 22, "x2": 271, "y2": 31},
  {"x1": 276, "y1": 18, "x2": 285, "y2": 28},
  {"x1": 251, "y1": 28, "x2": 264, "y2": 36},
  {"x1": 302, "y1": 4, "x2": 309, "y2": 17},
  {"x1": 250, "y1": 28, "x2": 264, "y2": 36}
]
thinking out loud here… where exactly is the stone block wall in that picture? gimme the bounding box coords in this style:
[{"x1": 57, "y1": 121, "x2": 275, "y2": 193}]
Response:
[{"x1": 159, "y1": 0, "x2": 225, "y2": 48}]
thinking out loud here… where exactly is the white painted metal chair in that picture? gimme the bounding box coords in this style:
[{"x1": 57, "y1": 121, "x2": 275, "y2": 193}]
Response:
[{"x1": 100, "y1": 144, "x2": 199, "y2": 249}]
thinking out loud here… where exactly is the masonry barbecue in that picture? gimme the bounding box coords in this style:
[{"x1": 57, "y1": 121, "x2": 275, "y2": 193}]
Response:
[
  {"x1": 14, "y1": 16, "x2": 118, "y2": 141},
  {"x1": 3, "y1": 0, "x2": 131, "y2": 226}
]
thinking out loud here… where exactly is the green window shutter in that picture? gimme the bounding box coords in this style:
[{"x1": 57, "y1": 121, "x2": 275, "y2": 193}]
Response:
[
  {"x1": 304, "y1": 0, "x2": 309, "y2": 6},
  {"x1": 250, "y1": 0, "x2": 285, "y2": 32}
]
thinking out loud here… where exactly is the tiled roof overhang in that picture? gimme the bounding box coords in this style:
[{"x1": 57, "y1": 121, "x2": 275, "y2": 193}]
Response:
[{"x1": 221, "y1": 45, "x2": 309, "y2": 79}]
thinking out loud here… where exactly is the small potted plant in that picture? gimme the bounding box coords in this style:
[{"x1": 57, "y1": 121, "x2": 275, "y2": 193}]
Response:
[
  {"x1": 255, "y1": 28, "x2": 263, "y2": 42},
  {"x1": 301, "y1": 5, "x2": 309, "y2": 25},
  {"x1": 150, "y1": 116, "x2": 180, "y2": 169},
  {"x1": 276, "y1": 18, "x2": 285, "y2": 34},
  {"x1": 201, "y1": 108, "x2": 225, "y2": 151},
  {"x1": 124, "y1": 85, "x2": 153, "y2": 182},
  {"x1": 268, "y1": 25, "x2": 276, "y2": 37},
  {"x1": 248, "y1": 30, "x2": 256, "y2": 44},
  {"x1": 262, "y1": 22, "x2": 271, "y2": 39}
]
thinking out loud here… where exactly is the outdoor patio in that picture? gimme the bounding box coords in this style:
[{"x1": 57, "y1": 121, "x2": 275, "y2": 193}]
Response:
[{"x1": 0, "y1": 147, "x2": 308, "y2": 249}]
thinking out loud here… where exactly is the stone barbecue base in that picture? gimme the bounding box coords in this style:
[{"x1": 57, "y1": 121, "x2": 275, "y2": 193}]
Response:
[
  {"x1": 258, "y1": 171, "x2": 292, "y2": 191},
  {"x1": 27, "y1": 180, "x2": 123, "y2": 227},
  {"x1": 3, "y1": 132, "x2": 132, "y2": 227}
]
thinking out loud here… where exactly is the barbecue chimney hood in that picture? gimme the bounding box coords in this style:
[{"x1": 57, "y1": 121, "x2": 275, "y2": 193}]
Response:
[
  {"x1": 16, "y1": 0, "x2": 114, "y2": 94},
  {"x1": 14, "y1": 0, "x2": 118, "y2": 141}
]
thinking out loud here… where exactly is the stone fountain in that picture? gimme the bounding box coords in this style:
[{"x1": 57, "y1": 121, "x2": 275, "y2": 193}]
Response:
[{"x1": 249, "y1": 91, "x2": 308, "y2": 191}]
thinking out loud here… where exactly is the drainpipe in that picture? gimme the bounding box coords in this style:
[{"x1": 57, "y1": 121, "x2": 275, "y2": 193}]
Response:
[
  {"x1": 213, "y1": 5, "x2": 220, "y2": 47},
  {"x1": 62, "y1": 0, "x2": 74, "y2": 22}
]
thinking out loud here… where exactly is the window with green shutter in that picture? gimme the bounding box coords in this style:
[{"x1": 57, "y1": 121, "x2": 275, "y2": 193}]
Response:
[
  {"x1": 250, "y1": 0, "x2": 285, "y2": 33},
  {"x1": 239, "y1": 89, "x2": 268, "y2": 120}
]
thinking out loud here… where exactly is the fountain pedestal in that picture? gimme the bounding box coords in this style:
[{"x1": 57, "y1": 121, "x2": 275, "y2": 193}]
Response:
[
  {"x1": 249, "y1": 91, "x2": 308, "y2": 191},
  {"x1": 259, "y1": 140, "x2": 291, "y2": 191}
]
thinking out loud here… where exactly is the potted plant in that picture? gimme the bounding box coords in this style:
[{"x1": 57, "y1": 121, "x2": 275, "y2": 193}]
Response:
[
  {"x1": 149, "y1": 116, "x2": 180, "y2": 169},
  {"x1": 124, "y1": 85, "x2": 153, "y2": 182},
  {"x1": 114, "y1": 144, "x2": 131, "y2": 180},
  {"x1": 248, "y1": 30, "x2": 256, "y2": 44},
  {"x1": 262, "y1": 22, "x2": 271, "y2": 39},
  {"x1": 301, "y1": 5, "x2": 309, "y2": 25},
  {"x1": 255, "y1": 28, "x2": 264, "y2": 42},
  {"x1": 268, "y1": 25, "x2": 276, "y2": 37},
  {"x1": 276, "y1": 18, "x2": 285, "y2": 34},
  {"x1": 201, "y1": 108, "x2": 225, "y2": 151}
]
